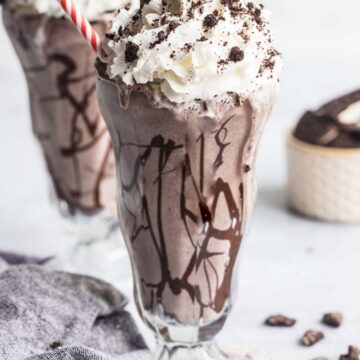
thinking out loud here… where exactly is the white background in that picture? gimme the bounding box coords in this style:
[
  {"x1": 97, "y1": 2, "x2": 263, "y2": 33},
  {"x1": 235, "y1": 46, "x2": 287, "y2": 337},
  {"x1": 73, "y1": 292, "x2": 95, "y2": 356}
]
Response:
[{"x1": 1, "y1": 1, "x2": 360, "y2": 359}]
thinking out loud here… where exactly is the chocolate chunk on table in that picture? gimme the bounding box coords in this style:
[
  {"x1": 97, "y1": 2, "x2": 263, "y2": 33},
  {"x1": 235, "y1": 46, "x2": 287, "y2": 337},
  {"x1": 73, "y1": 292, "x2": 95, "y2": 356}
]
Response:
[
  {"x1": 301, "y1": 330, "x2": 324, "y2": 347},
  {"x1": 322, "y1": 312, "x2": 343, "y2": 328},
  {"x1": 339, "y1": 345, "x2": 360, "y2": 360},
  {"x1": 264, "y1": 315, "x2": 296, "y2": 327}
]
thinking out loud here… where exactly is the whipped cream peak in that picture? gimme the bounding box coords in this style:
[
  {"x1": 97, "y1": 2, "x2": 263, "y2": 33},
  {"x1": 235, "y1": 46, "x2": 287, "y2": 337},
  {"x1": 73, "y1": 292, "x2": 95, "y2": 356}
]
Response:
[
  {"x1": 4, "y1": 0, "x2": 124, "y2": 21},
  {"x1": 105, "y1": 0, "x2": 282, "y2": 105}
]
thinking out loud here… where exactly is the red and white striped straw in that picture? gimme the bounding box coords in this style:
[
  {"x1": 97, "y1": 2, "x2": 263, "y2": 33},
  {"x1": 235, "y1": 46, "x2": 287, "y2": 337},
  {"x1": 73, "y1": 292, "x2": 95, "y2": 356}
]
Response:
[{"x1": 57, "y1": 0, "x2": 106, "y2": 59}]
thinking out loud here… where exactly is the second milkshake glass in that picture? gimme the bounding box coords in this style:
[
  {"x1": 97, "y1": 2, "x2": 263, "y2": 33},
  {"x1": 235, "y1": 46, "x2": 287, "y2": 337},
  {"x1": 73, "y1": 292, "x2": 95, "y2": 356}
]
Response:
[
  {"x1": 3, "y1": 10, "x2": 117, "y2": 240},
  {"x1": 2, "y1": 6, "x2": 128, "y2": 280}
]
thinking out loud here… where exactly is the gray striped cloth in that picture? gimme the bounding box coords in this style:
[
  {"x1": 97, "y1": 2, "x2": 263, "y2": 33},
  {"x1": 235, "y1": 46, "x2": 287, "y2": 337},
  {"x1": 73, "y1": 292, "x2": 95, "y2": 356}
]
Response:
[
  {"x1": 0, "y1": 253, "x2": 152, "y2": 360},
  {"x1": 27, "y1": 348, "x2": 152, "y2": 360}
]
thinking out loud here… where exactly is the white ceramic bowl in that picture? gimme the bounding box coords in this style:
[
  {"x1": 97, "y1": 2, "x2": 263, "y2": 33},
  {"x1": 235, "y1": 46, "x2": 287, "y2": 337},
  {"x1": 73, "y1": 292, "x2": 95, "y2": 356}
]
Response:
[{"x1": 287, "y1": 133, "x2": 360, "y2": 223}]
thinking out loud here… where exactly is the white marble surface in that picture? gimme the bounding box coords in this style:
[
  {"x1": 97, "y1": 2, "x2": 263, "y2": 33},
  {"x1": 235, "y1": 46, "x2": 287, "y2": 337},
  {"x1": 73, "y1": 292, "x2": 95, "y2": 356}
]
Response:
[{"x1": 1, "y1": 2, "x2": 360, "y2": 359}]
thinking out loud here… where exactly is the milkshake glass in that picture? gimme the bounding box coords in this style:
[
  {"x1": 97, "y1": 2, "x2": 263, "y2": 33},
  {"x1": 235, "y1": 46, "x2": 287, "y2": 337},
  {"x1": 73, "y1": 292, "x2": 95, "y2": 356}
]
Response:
[
  {"x1": 97, "y1": 0, "x2": 282, "y2": 357},
  {"x1": 2, "y1": 0, "x2": 129, "y2": 279}
]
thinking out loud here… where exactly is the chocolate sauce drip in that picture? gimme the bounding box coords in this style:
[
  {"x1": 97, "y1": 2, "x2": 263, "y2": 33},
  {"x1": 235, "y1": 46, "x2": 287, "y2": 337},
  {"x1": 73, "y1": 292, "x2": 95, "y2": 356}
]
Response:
[
  {"x1": 213, "y1": 116, "x2": 233, "y2": 169},
  {"x1": 199, "y1": 202, "x2": 212, "y2": 224},
  {"x1": 114, "y1": 108, "x2": 245, "y2": 323}
]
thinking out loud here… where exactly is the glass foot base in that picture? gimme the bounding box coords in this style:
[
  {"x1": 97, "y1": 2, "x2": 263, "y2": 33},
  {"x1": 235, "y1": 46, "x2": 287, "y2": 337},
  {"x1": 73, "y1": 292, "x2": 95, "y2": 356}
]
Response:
[
  {"x1": 156, "y1": 343, "x2": 258, "y2": 360},
  {"x1": 49, "y1": 186, "x2": 118, "y2": 242},
  {"x1": 220, "y1": 348, "x2": 258, "y2": 360},
  {"x1": 66, "y1": 228, "x2": 131, "y2": 284},
  {"x1": 59, "y1": 207, "x2": 118, "y2": 242}
]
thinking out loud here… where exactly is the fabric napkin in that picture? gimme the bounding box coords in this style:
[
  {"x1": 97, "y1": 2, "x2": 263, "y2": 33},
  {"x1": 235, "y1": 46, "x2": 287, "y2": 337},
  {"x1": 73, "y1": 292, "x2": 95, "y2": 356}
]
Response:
[
  {"x1": 0, "y1": 253, "x2": 151, "y2": 360},
  {"x1": 27, "y1": 347, "x2": 151, "y2": 360}
]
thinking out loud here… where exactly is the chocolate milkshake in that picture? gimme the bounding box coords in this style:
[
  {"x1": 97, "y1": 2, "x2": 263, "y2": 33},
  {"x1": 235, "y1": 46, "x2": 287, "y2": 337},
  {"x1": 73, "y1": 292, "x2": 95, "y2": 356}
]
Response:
[
  {"x1": 2, "y1": 0, "x2": 124, "y2": 239},
  {"x1": 97, "y1": 0, "x2": 282, "y2": 357}
]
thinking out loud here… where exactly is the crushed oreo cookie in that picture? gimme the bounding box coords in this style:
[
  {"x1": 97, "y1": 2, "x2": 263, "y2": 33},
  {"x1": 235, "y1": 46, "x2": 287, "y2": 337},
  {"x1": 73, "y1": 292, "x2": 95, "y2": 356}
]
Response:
[
  {"x1": 203, "y1": 13, "x2": 217, "y2": 28},
  {"x1": 229, "y1": 46, "x2": 244, "y2": 62},
  {"x1": 140, "y1": 0, "x2": 151, "y2": 7},
  {"x1": 301, "y1": 330, "x2": 324, "y2": 347},
  {"x1": 157, "y1": 31, "x2": 166, "y2": 41},
  {"x1": 125, "y1": 41, "x2": 139, "y2": 63},
  {"x1": 322, "y1": 312, "x2": 343, "y2": 328},
  {"x1": 294, "y1": 90, "x2": 360, "y2": 148},
  {"x1": 247, "y1": 2, "x2": 254, "y2": 10},
  {"x1": 264, "y1": 315, "x2": 296, "y2": 327},
  {"x1": 105, "y1": 32, "x2": 115, "y2": 40},
  {"x1": 168, "y1": 20, "x2": 180, "y2": 31},
  {"x1": 340, "y1": 346, "x2": 360, "y2": 360}
]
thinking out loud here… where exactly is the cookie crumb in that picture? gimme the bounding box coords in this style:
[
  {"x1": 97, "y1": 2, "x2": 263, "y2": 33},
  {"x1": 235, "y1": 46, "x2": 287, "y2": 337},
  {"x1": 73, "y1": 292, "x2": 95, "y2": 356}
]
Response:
[
  {"x1": 50, "y1": 341, "x2": 62, "y2": 350},
  {"x1": 244, "y1": 165, "x2": 251, "y2": 173}
]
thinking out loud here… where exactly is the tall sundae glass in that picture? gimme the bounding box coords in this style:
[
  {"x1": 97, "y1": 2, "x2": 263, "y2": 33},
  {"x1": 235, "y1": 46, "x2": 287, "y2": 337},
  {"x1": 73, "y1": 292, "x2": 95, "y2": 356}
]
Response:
[
  {"x1": 2, "y1": 0, "x2": 129, "y2": 279},
  {"x1": 97, "y1": 0, "x2": 282, "y2": 358}
]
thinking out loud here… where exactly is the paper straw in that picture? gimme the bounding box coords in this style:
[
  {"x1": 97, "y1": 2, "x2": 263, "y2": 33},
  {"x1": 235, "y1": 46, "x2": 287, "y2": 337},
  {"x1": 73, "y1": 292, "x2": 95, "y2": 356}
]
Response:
[{"x1": 57, "y1": 0, "x2": 106, "y2": 59}]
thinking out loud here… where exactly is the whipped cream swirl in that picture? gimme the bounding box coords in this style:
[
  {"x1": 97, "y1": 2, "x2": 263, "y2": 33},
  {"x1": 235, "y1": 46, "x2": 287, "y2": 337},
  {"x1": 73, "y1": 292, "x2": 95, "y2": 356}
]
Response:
[
  {"x1": 4, "y1": 0, "x2": 123, "y2": 21},
  {"x1": 105, "y1": 0, "x2": 282, "y2": 104}
]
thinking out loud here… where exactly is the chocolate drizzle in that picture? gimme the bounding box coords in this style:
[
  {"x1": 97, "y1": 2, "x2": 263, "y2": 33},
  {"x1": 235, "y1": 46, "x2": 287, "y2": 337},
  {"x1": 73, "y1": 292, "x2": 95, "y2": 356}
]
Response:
[
  {"x1": 213, "y1": 117, "x2": 232, "y2": 169},
  {"x1": 4, "y1": 12, "x2": 116, "y2": 214},
  {"x1": 122, "y1": 130, "x2": 244, "y2": 318},
  {"x1": 96, "y1": 80, "x2": 259, "y2": 329}
]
